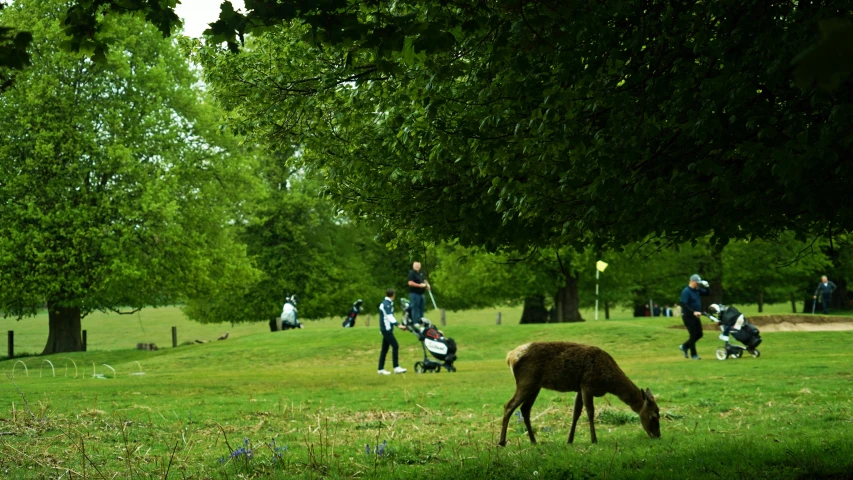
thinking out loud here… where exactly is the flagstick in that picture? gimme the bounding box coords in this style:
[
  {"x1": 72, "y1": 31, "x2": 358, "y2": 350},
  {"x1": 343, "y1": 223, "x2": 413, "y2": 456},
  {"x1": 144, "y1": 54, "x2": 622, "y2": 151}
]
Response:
[{"x1": 595, "y1": 270, "x2": 600, "y2": 320}]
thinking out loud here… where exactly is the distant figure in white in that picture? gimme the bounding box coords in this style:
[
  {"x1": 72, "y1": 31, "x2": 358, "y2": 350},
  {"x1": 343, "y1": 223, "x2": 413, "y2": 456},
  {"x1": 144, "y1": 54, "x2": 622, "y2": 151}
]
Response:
[
  {"x1": 281, "y1": 295, "x2": 302, "y2": 329},
  {"x1": 377, "y1": 288, "x2": 407, "y2": 375}
]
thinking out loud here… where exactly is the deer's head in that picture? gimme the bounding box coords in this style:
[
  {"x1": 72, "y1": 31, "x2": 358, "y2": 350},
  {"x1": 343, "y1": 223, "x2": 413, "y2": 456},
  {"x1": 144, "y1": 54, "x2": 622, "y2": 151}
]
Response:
[{"x1": 639, "y1": 388, "x2": 661, "y2": 439}]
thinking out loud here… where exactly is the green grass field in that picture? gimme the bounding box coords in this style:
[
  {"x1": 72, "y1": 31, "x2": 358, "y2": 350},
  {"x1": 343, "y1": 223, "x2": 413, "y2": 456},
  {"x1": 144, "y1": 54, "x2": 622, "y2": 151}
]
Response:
[{"x1": 2, "y1": 305, "x2": 852, "y2": 479}]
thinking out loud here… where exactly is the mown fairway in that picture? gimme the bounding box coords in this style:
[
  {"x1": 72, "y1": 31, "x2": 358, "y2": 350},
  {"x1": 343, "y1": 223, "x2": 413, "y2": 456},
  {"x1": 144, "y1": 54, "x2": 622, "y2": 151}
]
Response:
[{"x1": 2, "y1": 307, "x2": 852, "y2": 479}]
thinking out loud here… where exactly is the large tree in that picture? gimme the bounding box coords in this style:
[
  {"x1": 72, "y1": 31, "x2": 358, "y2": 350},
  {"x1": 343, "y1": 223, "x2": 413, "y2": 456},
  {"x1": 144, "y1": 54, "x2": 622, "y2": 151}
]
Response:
[
  {"x1": 14, "y1": 2, "x2": 852, "y2": 96},
  {"x1": 182, "y1": 1, "x2": 853, "y2": 257},
  {"x1": 7, "y1": 1, "x2": 853, "y2": 279},
  {"x1": 0, "y1": 0, "x2": 257, "y2": 354}
]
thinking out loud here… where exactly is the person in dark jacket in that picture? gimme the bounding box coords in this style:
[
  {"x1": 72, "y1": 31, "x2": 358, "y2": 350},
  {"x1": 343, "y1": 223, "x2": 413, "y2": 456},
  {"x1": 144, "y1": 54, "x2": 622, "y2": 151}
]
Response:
[
  {"x1": 679, "y1": 274, "x2": 710, "y2": 360},
  {"x1": 813, "y1": 275, "x2": 837, "y2": 314},
  {"x1": 407, "y1": 261, "x2": 430, "y2": 324},
  {"x1": 377, "y1": 288, "x2": 407, "y2": 375}
]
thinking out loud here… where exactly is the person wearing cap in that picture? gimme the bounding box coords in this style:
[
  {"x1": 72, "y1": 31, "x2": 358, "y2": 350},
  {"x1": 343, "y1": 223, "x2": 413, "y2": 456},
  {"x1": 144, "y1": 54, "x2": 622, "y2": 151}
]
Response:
[{"x1": 679, "y1": 274, "x2": 710, "y2": 360}]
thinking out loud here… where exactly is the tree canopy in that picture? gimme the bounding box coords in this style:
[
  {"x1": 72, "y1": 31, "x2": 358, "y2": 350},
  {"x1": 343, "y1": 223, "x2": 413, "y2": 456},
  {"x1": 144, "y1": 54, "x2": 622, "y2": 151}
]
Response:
[
  {"x1": 5, "y1": 1, "x2": 853, "y2": 254},
  {"x1": 184, "y1": 0, "x2": 853, "y2": 255}
]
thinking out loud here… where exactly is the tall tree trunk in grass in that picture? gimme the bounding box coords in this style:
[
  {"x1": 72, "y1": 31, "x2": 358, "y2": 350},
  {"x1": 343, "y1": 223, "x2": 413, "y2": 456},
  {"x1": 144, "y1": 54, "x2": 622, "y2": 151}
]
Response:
[
  {"x1": 758, "y1": 291, "x2": 764, "y2": 313},
  {"x1": 709, "y1": 250, "x2": 724, "y2": 305},
  {"x1": 831, "y1": 279, "x2": 847, "y2": 311},
  {"x1": 701, "y1": 250, "x2": 724, "y2": 311},
  {"x1": 42, "y1": 304, "x2": 83, "y2": 354},
  {"x1": 552, "y1": 274, "x2": 583, "y2": 322},
  {"x1": 790, "y1": 292, "x2": 797, "y2": 313},
  {"x1": 520, "y1": 295, "x2": 549, "y2": 324},
  {"x1": 604, "y1": 301, "x2": 610, "y2": 320}
]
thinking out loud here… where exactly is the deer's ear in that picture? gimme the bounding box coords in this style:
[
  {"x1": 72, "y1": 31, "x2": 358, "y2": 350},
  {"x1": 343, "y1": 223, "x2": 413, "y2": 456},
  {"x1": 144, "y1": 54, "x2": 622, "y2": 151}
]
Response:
[{"x1": 644, "y1": 388, "x2": 655, "y2": 401}]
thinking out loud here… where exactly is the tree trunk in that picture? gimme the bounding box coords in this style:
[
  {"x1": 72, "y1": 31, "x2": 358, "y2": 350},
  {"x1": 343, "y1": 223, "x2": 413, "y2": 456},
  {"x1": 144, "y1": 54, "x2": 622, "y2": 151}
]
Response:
[
  {"x1": 604, "y1": 301, "x2": 610, "y2": 320},
  {"x1": 709, "y1": 249, "x2": 724, "y2": 304},
  {"x1": 757, "y1": 291, "x2": 764, "y2": 313},
  {"x1": 42, "y1": 305, "x2": 83, "y2": 355},
  {"x1": 831, "y1": 278, "x2": 847, "y2": 311},
  {"x1": 520, "y1": 295, "x2": 549, "y2": 324},
  {"x1": 553, "y1": 274, "x2": 583, "y2": 322},
  {"x1": 790, "y1": 292, "x2": 797, "y2": 313},
  {"x1": 701, "y1": 250, "x2": 724, "y2": 311}
]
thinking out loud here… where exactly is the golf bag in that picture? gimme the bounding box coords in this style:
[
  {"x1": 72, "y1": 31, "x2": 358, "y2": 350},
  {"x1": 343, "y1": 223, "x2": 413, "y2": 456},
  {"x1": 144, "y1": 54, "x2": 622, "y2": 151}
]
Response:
[
  {"x1": 401, "y1": 298, "x2": 457, "y2": 373},
  {"x1": 342, "y1": 299, "x2": 364, "y2": 328},
  {"x1": 707, "y1": 304, "x2": 762, "y2": 360},
  {"x1": 280, "y1": 296, "x2": 302, "y2": 330}
]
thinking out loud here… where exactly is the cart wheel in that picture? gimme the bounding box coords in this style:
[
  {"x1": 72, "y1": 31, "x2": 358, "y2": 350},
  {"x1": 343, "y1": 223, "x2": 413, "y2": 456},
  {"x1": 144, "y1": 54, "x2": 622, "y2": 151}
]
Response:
[
  {"x1": 751, "y1": 349, "x2": 761, "y2": 358},
  {"x1": 414, "y1": 362, "x2": 425, "y2": 374},
  {"x1": 715, "y1": 348, "x2": 728, "y2": 360}
]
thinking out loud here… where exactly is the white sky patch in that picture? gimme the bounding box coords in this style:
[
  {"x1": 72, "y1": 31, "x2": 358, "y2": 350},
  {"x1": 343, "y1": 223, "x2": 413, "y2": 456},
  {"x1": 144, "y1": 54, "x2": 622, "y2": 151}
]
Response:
[{"x1": 175, "y1": 0, "x2": 246, "y2": 38}]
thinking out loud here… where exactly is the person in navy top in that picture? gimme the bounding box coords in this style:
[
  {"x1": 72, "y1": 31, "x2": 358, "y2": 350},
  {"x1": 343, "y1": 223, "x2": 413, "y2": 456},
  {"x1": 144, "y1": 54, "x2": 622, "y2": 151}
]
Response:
[
  {"x1": 679, "y1": 274, "x2": 709, "y2": 360},
  {"x1": 407, "y1": 261, "x2": 430, "y2": 324},
  {"x1": 377, "y1": 288, "x2": 408, "y2": 375},
  {"x1": 813, "y1": 275, "x2": 837, "y2": 314}
]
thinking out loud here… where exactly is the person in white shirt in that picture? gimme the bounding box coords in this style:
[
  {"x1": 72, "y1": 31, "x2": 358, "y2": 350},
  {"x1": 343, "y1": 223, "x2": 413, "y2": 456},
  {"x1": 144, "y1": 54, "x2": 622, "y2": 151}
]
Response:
[
  {"x1": 280, "y1": 295, "x2": 302, "y2": 329},
  {"x1": 377, "y1": 288, "x2": 407, "y2": 375}
]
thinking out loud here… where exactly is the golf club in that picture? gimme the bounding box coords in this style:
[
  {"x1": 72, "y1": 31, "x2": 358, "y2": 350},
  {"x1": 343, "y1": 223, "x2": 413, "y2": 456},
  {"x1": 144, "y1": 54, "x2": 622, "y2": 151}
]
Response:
[{"x1": 425, "y1": 280, "x2": 438, "y2": 309}]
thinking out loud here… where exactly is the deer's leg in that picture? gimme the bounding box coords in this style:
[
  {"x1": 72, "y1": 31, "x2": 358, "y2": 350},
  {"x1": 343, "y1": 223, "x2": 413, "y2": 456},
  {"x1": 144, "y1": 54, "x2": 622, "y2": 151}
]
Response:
[
  {"x1": 568, "y1": 391, "x2": 583, "y2": 444},
  {"x1": 519, "y1": 387, "x2": 541, "y2": 444},
  {"x1": 499, "y1": 389, "x2": 526, "y2": 446},
  {"x1": 582, "y1": 389, "x2": 597, "y2": 444}
]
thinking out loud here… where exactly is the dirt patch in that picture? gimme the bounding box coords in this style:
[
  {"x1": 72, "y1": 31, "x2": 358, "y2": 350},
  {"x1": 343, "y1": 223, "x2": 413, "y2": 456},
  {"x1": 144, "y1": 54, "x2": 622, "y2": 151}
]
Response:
[
  {"x1": 670, "y1": 314, "x2": 853, "y2": 332},
  {"x1": 756, "y1": 322, "x2": 853, "y2": 332},
  {"x1": 751, "y1": 314, "x2": 853, "y2": 325}
]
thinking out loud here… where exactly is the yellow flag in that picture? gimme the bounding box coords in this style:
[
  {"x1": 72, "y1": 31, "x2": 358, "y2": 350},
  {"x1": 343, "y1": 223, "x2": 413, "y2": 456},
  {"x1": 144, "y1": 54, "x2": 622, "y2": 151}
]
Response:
[{"x1": 596, "y1": 260, "x2": 609, "y2": 272}]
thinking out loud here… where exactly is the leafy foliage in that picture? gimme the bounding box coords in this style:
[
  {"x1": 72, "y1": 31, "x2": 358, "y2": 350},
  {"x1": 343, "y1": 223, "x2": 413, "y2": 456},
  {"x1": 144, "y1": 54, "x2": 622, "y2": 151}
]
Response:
[
  {"x1": 183, "y1": 170, "x2": 411, "y2": 323},
  {"x1": 0, "y1": 0, "x2": 257, "y2": 351},
  {"x1": 5, "y1": 1, "x2": 851, "y2": 254},
  {"x1": 0, "y1": 1, "x2": 32, "y2": 91},
  {"x1": 431, "y1": 234, "x2": 835, "y2": 319},
  {"x1": 187, "y1": 1, "x2": 853, "y2": 256},
  {"x1": 792, "y1": 18, "x2": 853, "y2": 90},
  {"x1": 723, "y1": 233, "x2": 831, "y2": 308}
]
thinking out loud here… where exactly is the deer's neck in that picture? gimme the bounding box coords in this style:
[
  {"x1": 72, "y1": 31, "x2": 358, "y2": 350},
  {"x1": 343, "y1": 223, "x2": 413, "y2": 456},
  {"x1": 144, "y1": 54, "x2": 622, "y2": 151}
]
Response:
[{"x1": 613, "y1": 381, "x2": 645, "y2": 413}]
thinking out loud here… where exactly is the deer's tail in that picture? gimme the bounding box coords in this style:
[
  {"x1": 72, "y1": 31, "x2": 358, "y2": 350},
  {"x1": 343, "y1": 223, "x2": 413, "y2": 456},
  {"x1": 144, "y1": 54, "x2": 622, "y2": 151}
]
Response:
[{"x1": 506, "y1": 343, "x2": 532, "y2": 376}]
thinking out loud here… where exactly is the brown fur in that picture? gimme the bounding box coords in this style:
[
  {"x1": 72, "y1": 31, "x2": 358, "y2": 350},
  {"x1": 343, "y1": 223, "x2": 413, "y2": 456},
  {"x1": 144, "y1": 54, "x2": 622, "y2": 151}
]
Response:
[{"x1": 498, "y1": 341, "x2": 660, "y2": 446}]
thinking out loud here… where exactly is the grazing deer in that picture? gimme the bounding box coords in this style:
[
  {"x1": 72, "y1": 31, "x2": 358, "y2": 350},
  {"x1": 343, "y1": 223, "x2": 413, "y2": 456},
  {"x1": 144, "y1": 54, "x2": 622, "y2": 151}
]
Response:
[{"x1": 498, "y1": 342, "x2": 660, "y2": 445}]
